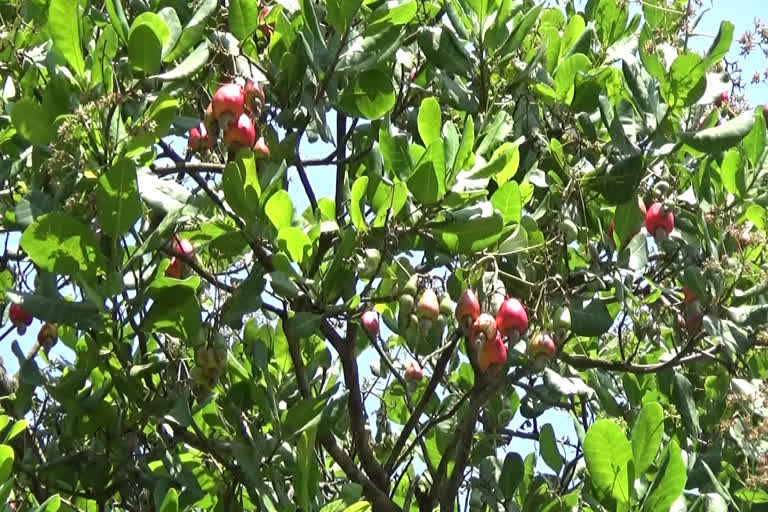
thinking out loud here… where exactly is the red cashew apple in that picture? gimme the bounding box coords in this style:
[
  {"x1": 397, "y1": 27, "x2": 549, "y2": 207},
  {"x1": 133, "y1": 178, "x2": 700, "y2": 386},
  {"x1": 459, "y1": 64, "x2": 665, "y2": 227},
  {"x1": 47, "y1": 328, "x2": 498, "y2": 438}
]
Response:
[
  {"x1": 495, "y1": 297, "x2": 528, "y2": 342},
  {"x1": 9, "y1": 303, "x2": 33, "y2": 334},
  {"x1": 38, "y1": 322, "x2": 58, "y2": 355},
  {"x1": 478, "y1": 331, "x2": 508, "y2": 373},
  {"x1": 188, "y1": 123, "x2": 213, "y2": 152},
  {"x1": 528, "y1": 332, "x2": 556, "y2": 362},
  {"x1": 645, "y1": 202, "x2": 674, "y2": 240},
  {"x1": 165, "y1": 237, "x2": 194, "y2": 279},
  {"x1": 244, "y1": 79, "x2": 266, "y2": 117},
  {"x1": 223, "y1": 113, "x2": 257, "y2": 150},
  {"x1": 405, "y1": 360, "x2": 423, "y2": 382},
  {"x1": 416, "y1": 289, "x2": 440, "y2": 335},
  {"x1": 455, "y1": 289, "x2": 481, "y2": 336},
  {"x1": 682, "y1": 287, "x2": 697, "y2": 305},
  {"x1": 212, "y1": 83, "x2": 246, "y2": 130},
  {"x1": 361, "y1": 310, "x2": 379, "y2": 338},
  {"x1": 254, "y1": 136, "x2": 271, "y2": 159}
]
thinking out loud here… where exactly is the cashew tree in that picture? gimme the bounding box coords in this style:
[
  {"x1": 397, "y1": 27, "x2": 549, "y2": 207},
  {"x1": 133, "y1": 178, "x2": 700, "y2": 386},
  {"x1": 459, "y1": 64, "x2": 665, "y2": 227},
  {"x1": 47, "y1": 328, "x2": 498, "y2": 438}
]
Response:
[{"x1": 1, "y1": 0, "x2": 768, "y2": 510}]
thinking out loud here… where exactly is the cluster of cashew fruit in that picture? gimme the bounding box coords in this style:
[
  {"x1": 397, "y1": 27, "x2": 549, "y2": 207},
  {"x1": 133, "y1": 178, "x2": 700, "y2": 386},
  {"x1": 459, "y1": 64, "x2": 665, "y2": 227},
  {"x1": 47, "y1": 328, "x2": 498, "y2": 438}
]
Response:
[
  {"x1": 187, "y1": 80, "x2": 270, "y2": 158},
  {"x1": 455, "y1": 290, "x2": 557, "y2": 374},
  {"x1": 7, "y1": 303, "x2": 58, "y2": 355},
  {"x1": 190, "y1": 335, "x2": 229, "y2": 393},
  {"x1": 362, "y1": 308, "x2": 425, "y2": 383}
]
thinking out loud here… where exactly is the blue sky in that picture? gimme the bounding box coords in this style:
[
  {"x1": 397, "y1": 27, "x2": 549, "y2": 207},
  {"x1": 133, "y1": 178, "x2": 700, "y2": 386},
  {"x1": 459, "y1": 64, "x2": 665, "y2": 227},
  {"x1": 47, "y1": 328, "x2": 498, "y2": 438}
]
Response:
[{"x1": 2, "y1": 0, "x2": 767, "y2": 497}]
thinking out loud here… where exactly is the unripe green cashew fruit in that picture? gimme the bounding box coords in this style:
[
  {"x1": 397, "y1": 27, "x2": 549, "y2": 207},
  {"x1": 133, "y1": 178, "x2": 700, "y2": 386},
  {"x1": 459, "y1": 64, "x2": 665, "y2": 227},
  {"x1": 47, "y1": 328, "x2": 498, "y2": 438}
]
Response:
[
  {"x1": 356, "y1": 248, "x2": 382, "y2": 279},
  {"x1": 401, "y1": 274, "x2": 418, "y2": 297},
  {"x1": 553, "y1": 306, "x2": 571, "y2": 330}
]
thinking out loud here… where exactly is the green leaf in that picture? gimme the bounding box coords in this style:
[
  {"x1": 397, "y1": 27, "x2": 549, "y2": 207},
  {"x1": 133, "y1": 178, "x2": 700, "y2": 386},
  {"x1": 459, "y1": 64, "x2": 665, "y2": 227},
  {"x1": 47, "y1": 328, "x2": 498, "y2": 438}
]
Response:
[
  {"x1": 684, "y1": 111, "x2": 755, "y2": 153},
  {"x1": 743, "y1": 107, "x2": 767, "y2": 167},
  {"x1": 0, "y1": 444, "x2": 13, "y2": 482},
  {"x1": 342, "y1": 503, "x2": 371, "y2": 512},
  {"x1": 265, "y1": 190, "x2": 294, "y2": 230},
  {"x1": 499, "y1": 4, "x2": 542, "y2": 56},
  {"x1": 32, "y1": 495, "x2": 60, "y2": 512},
  {"x1": 350, "y1": 176, "x2": 369, "y2": 232},
  {"x1": 735, "y1": 489, "x2": 768, "y2": 504},
  {"x1": 452, "y1": 114, "x2": 475, "y2": 177},
  {"x1": 105, "y1": 0, "x2": 130, "y2": 43},
  {"x1": 554, "y1": 53, "x2": 591, "y2": 103},
  {"x1": 631, "y1": 402, "x2": 664, "y2": 474},
  {"x1": 407, "y1": 141, "x2": 446, "y2": 205},
  {"x1": 627, "y1": 232, "x2": 649, "y2": 271},
  {"x1": 661, "y1": 52, "x2": 707, "y2": 108},
  {"x1": 540, "y1": 423, "x2": 564, "y2": 474},
  {"x1": 296, "y1": 427, "x2": 321, "y2": 511},
  {"x1": 491, "y1": 181, "x2": 522, "y2": 224},
  {"x1": 570, "y1": 298, "x2": 613, "y2": 337},
  {"x1": 719, "y1": 149, "x2": 745, "y2": 197},
  {"x1": 614, "y1": 198, "x2": 644, "y2": 250},
  {"x1": 600, "y1": 155, "x2": 645, "y2": 205},
  {"x1": 368, "y1": 0, "x2": 418, "y2": 27},
  {"x1": 500, "y1": 452, "x2": 524, "y2": 500},
  {"x1": 159, "y1": 488, "x2": 179, "y2": 512},
  {"x1": 418, "y1": 97, "x2": 442, "y2": 146},
  {"x1": 143, "y1": 284, "x2": 202, "y2": 339},
  {"x1": 164, "y1": 0, "x2": 217, "y2": 62},
  {"x1": 153, "y1": 41, "x2": 210, "y2": 80},
  {"x1": 431, "y1": 201, "x2": 504, "y2": 254},
  {"x1": 96, "y1": 158, "x2": 142, "y2": 237},
  {"x1": 339, "y1": 70, "x2": 396, "y2": 120},
  {"x1": 672, "y1": 373, "x2": 700, "y2": 438},
  {"x1": 128, "y1": 13, "x2": 170, "y2": 74},
  {"x1": 230, "y1": 0, "x2": 259, "y2": 40},
  {"x1": 277, "y1": 227, "x2": 312, "y2": 264},
  {"x1": 157, "y1": 7, "x2": 182, "y2": 59},
  {"x1": 92, "y1": 26, "x2": 118, "y2": 90},
  {"x1": 48, "y1": 0, "x2": 85, "y2": 76},
  {"x1": 300, "y1": 0, "x2": 324, "y2": 43},
  {"x1": 287, "y1": 312, "x2": 322, "y2": 338},
  {"x1": 703, "y1": 21, "x2": 734, "y2": 68},
  {"x1": 20, "y1": 213, "x2": 106, "y2": 280},
  {"x1": 11, "y1": 98, "x2": 53, "y2": 145},
  {"x1": 583, "y1": 419, "x2": 633, "y2": 505},
  {"x1": 4, "y1": 419, "x2": 28, "y2": 443},
  {"x1": 283, "y1": 395, "x2": 328, "y2": 439},
  {"x1": 643, "y1": 441, "x2": 687, "y2": 512},
  {"x1": 327, "y1": 0, "x2": 363, "y2": 33}
]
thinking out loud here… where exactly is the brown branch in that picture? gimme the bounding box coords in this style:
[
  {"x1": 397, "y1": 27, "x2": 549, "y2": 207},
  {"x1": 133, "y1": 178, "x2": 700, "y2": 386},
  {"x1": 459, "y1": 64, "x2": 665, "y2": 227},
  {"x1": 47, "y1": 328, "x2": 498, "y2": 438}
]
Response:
[
  {"x1": 152, "y1": 161, "x2": 226, "y2": 176},
  {"x1": 335, "y1": 113, "x2": 347, "y2": 225},
  {"x1": 294, "y1": 158, "x2": 319, "y2": 214},
  {"x1": 337, "y1": 321, "x2": 390, "y2": 491},
  {"x1": 558, "y1": 331, "x2": 710, "y2": 374},
  {"x1": 384, "y1": 332, "x2": 461, "y2": 474}
]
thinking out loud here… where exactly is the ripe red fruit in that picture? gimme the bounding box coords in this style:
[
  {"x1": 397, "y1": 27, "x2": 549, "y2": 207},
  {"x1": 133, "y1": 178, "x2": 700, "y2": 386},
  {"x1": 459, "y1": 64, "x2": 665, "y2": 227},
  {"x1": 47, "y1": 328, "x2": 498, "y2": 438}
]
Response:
[
  {"x1": 361, "y1": 310, "x2": 379, "y2": 338},
  {"x1": 682, "y1": 287, "x2": 697, "y2": 305},
  {"x1": 405, "y1": 360, "x2": 424, "y2": 382},
  {"x1": 165, "y1": 237, "x2": 193, "y2": 279},
  {"x1": 188, "y1": 123, "x2": 213, "y2": 152},
  {"x1": 495, "y1": 297, "x2": 528, "y2": 340},
  {"x1": 244, "y1": 80, "x2": 266, "y2": 117},
  {"x1": 528, "y1": 332, "x2": 556, "y2": 361},
  {"x1": 165, "y1": 259, "x2": 183, "y2": 279},
  {"x1": 9, "y1": 303, "x2": 33, "y2": 334},
  {"x1": 212, "y1": 83, "x2": 246, "y2": 129},
  {"x1": 254, "y1": 136, "x2": 271, "y2": 159},
  {"x1": 223, "y1": 113, "x2": 257, "y2": 150},
  {"x1": 455, "y1": 289, "x2": 481, "y2": 336},
  {"x1": 37, "y1": 322, "x2": 58, "y2": 354},
  {"x1": 645, "y1": 202, "x2": 674, "y2": 239},
  {"x1": 478, "y1": 331, "x2": 507, "y2": 372}
]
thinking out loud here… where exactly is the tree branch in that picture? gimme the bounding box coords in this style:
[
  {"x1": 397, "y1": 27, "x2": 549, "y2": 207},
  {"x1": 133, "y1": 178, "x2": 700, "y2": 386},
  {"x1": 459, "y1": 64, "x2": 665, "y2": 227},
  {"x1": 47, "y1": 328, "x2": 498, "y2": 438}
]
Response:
[
  {"x1": 152, "y1": 161, "x2": 226, "y2": 176},
  {"x1": 559, "y1": 331, "x2": 710, "y2": 374},
  {"x1": 335, "y1": 113, "x2": 347, "y2": 225},
  {"x1": 337, "y1": 321, "x2": 390, "y2": 491},
  {"x1": 384, "y1": 332, "x2": 461, "y2": 474}
]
